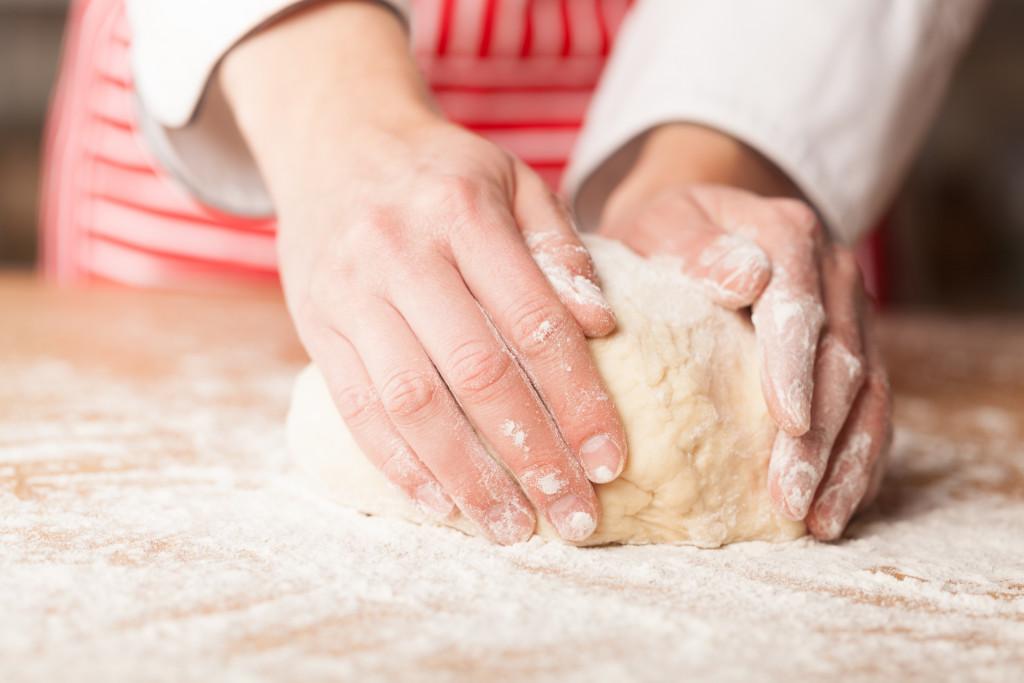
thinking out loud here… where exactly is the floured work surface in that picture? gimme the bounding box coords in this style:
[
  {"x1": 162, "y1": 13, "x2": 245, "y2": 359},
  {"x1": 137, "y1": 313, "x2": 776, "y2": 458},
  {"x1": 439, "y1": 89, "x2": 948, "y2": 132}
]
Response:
[{"x1": 2, "y1": 274, "x2": 1023, "y2": 681}]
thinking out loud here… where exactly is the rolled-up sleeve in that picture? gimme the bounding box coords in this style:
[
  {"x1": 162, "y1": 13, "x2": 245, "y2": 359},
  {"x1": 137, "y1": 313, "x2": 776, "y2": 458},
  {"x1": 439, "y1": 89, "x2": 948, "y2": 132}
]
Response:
[
  {"x1": 564, "y1": 0, "x2": 989, "y2": 244},
  {"x1": 125, "y1": 0, "x2": 410, "y2": 216}
]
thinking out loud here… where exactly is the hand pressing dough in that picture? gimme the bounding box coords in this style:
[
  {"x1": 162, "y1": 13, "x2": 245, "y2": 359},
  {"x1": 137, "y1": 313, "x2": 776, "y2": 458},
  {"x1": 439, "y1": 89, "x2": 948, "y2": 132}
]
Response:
[{"x1": 287, "y1": 235, "x2": 806, "y2": 546}]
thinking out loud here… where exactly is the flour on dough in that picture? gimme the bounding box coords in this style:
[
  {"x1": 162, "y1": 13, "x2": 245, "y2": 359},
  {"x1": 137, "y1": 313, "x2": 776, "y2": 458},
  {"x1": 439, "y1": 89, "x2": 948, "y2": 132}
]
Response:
[{"x1": 287, "y1": 235, "x2": 806, "y2": 546}]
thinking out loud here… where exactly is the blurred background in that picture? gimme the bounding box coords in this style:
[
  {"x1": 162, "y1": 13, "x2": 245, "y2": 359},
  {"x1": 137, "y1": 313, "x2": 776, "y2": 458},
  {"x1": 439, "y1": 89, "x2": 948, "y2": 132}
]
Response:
[{"x1": 1, "y1": 0, "x2": 1023, "y2": 310}]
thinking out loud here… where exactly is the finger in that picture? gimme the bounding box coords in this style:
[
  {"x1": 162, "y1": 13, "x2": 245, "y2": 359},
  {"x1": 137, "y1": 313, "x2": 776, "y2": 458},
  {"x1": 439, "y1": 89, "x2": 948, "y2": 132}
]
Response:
[
  {"x1": 859, "y1": 420, "x2": 892, "y2": 510},
  {"x1": 859, "y1": 317, "x2": 894, "y2": 511},
  {"x1": 458, "y1": 187, "x2": 628, "y2": 485},
  {"x1": 804, "y1": 371, "x2": 891, "y2": 539},
  {"x1": 768, "y1": 244, "x2": 866, "y2": 520},
  {"x1": 687, "y1": 232, "x2": 771, "y2": 309},
  {"x1": 343, "y1": 302, "x2": 537, "y2": 545},
  {"x1": 393, "y1": 256, "x2": 603, "y2": 541},
  {"x1": 768, "y1": 335, "x2": 865, "y2": 520},
  {"x1": 750, "y1": 200, "x2": 828, "y2": 435},
  {"x1": 513, "y1": 164, "x2": 617, "y2": 337},
  {"x1": 805, "y1": 309, "x2": 893, "y2": 539},
  {"x1": 306, "y1": 331, "x2": 454, "y2": 519},
  {"x1": 601, "y1": 188, "x2": 770, "y2": 308}
]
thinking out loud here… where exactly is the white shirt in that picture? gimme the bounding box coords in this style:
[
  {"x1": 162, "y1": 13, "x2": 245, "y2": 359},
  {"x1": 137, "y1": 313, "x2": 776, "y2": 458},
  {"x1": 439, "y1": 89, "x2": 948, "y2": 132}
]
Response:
[{"x1": 125, "y1": 0, "x2": 988, "y2": 245}]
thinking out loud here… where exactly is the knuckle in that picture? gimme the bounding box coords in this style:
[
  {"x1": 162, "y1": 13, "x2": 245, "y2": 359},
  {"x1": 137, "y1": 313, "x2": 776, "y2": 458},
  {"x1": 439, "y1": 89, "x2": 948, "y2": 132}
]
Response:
[
  {"x1": 560, "y1": 249, "x2": 597, "y2": 281},
  {"x1": 359, "y1": 204, "x2": 404, "y2": 230},
  {"x1": 831, "y1": 245, "x2": 864, "y2": 287},
  {"x1": 307, "y1": 212, "x2": 406, "y2": 301},
  {"x1": 446, "y1": 339, "x2": 514, "y2": 398},
  {"x1": 427, "y1": 175, "x2": 486, "y2": 219},
  {"x1": 534, "y1": 237, "x2": 594, "y2": 276},
  {"x1": 376, "y1": 444, "x2": 420, "y2": 485},
  {"x1": 822, "y1": 334, "x2": 866, "y2": 388},
  {"x1": 509, "y1": 297, "x2": 575, "y2": 357},
  {"x1": 802, "y1": 298, "x2": 827, "y2": 336},
  {"x1": 865, "y1": 368, "x2": 892, "y2": 409},
  {"x1": 331, "y1": 382, "x2": 380, "y2": 428},
  {"x1": 379, "y1": 367, "x2": 439, "y2": 423},
  {"x1": 353, "y1": 208, "x2": 412, "y2": 261},
  {"x1": 773, "y1": 198, "x2": 820, "y2": 237},
  {"x1": 436, "y1": 174, "x2": 478, "y2": 202}
]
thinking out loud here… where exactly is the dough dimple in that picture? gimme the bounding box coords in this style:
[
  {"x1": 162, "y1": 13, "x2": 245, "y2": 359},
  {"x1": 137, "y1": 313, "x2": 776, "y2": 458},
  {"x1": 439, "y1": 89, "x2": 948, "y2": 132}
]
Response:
[{"x1": 287, "y1": 235, "x2": 806, "y2": 546}]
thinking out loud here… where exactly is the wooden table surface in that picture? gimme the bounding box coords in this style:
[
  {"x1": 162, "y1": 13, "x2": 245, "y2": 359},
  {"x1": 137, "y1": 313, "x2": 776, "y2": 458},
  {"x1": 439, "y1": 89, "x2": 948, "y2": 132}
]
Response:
[{"x1": 2, "y1": 273, "x2": 1023, "y2": 682}]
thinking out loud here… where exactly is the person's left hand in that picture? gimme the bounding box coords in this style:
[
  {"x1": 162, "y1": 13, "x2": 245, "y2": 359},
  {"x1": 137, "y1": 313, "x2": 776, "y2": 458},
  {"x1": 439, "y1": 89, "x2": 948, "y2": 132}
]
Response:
[{"x1": 600, "y1": 183, "x2": 892, "y2": 539}]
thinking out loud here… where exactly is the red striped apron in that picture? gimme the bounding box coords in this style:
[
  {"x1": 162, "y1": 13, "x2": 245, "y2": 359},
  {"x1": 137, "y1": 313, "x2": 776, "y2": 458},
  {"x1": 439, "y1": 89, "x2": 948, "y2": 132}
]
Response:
[{"x1": 40, "y1": 0, "x2": 634, "y2": 288}]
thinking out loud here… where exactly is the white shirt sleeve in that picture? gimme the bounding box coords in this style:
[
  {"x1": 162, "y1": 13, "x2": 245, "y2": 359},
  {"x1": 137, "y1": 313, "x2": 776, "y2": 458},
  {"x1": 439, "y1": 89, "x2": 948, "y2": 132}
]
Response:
[
  {"x1": 563, "y1": 0, "x2": 989, "y2": 244},
  {"x1": 125, "y1": 0, "x2": 410, "y2": 216}
]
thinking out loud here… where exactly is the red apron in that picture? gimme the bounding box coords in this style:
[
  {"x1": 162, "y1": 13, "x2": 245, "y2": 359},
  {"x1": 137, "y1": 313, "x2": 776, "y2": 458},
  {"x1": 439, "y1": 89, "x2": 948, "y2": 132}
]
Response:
[{"x1": 40, "y1": 0, "x2": 634, "y2": 287}]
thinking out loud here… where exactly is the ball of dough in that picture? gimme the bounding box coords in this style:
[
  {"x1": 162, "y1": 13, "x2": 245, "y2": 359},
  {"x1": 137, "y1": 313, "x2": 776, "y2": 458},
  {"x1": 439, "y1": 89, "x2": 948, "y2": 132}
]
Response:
[{"x1": 287, "y1": 235, "x2": 806, "y2": 546}]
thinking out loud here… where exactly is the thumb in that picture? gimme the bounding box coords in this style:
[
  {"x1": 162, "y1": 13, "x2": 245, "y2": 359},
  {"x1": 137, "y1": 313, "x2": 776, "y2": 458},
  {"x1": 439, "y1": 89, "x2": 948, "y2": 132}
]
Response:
[
  {"x1": 685, "y1": 230, "x2": 772, "y2": 309},
  {"x1": 513, "y1": 163, "x2": 617, "y2": 337},
  {"x1": 605, "y1": 197, "x2": 771, "y2": 309}
]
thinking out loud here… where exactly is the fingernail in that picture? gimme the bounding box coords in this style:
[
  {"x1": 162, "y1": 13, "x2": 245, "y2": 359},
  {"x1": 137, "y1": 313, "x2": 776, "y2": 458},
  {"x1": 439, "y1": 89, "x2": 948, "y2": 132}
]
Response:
[
  {"x1": 772, "y1": 436, "x2": 818, "y2": 521},
  {"x1": 810, "y1": 483, "x2": 858, "y2": 540},
  {"x1": 780, "y1": 466, "x2": 817, "y2": 521},
  {"x1": 484, "y1": 502, "x2": 535, "y2": 545},
  {"x1": 811, "y1": 503, "x2": 849, "y2": 541},
  {"x1": 579, "y1": 434, "x2": 622, "y2": 483},
  {"x1": 810, "y1": 433, "x2": 876, "y2": 539},
  {"x1": 549, "y1": 494, "x2": 597, "y2": 541},
  {"x1": 413, "y1": 482, "x2": 455, "y2": 520},
  {"x1": 782, "y1": 489, "x2": 812, "y2": 521},
  {"x1": 781, "y1": 380, "x2": 813, "y2": 435}
]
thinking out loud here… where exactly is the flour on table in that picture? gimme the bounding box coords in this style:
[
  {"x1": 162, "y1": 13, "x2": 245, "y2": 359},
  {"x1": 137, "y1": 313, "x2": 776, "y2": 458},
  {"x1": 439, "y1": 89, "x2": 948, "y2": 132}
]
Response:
[{"x1": 287, "y1": 235, "x2": 805, "y2": 546}]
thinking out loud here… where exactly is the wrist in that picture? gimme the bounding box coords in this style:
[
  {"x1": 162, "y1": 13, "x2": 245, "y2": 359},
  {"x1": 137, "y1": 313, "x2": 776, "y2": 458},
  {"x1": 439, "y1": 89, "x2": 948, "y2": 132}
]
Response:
[
  {"x1": 219, "y1": 0, "x2": 441, "y2": 204},
  {"x1": 602, "y1": 123, "x2": 802, "y2": 229}
]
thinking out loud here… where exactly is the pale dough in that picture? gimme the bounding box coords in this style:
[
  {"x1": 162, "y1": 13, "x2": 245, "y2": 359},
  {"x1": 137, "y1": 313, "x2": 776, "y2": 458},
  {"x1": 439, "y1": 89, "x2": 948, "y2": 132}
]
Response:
[{"x1": 287, "y1": 235, "x2": 806, "y2": 546}]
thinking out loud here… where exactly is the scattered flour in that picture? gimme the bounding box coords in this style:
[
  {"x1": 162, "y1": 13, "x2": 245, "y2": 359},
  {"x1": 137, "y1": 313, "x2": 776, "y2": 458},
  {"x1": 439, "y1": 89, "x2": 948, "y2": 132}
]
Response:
[
  {"x1": 4, "y1": 297, "x2": 1024, "y2": 682},
  {"x1": 499, "y1": 419, "x2": 529, "y2": 451},
  {"x1": 536, "y1": 472, "x2": 566, "y2": 496}
]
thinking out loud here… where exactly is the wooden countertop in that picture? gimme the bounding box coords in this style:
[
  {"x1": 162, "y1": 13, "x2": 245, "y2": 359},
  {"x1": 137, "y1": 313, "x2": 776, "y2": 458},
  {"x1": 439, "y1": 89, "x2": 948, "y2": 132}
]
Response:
[{"x1": 2, "y1": 273, "x2": 1023, "y2": 681}]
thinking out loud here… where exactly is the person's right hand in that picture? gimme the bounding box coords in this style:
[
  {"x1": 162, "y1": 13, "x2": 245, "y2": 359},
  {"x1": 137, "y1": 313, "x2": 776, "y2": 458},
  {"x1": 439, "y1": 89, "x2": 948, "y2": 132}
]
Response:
[{"x1": 220, "y1": 1, "x2": 626, "y2": 544}]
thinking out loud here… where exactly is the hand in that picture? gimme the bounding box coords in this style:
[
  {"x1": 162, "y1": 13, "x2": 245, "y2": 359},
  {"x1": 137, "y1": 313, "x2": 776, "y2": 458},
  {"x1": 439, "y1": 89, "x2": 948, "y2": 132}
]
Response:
[
  {"x1": 599, "y1": 127, "x2": 892, "y2": 540},
  {"x1": 220, "y1": 2, "x2": 626, "y2": 544}
]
